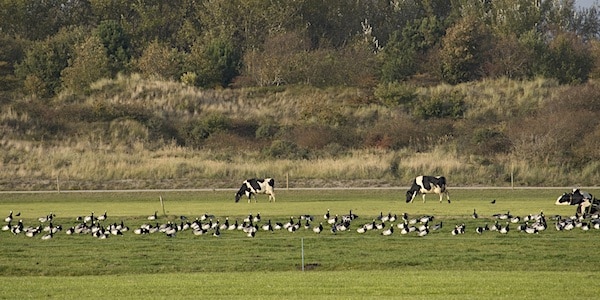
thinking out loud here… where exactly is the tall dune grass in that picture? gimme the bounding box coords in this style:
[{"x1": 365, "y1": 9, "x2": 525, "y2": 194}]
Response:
[
  {"x1": 1, "y1": 76, "x2": 599, "y2": 190},
  {"x1": 0, "y1": 139, "x2": 594, "y2": 190}
]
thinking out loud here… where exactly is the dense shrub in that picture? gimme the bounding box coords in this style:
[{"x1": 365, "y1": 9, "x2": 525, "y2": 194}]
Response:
[
  {"x1": 373, "y1": 82, "x2": 417, "y2": 107},
  {"x1": 412, "y1": 90, "x2": 465, "y2": 119},
  {"x1": 363, "y1": 117, "x2": 417, "y2": 150},
  {"x1": 263, "y1": 139, "x2": 308, "y2": 159},
  {"x1": 470, "y1": 128, "x2": 512, "y2": 156}
]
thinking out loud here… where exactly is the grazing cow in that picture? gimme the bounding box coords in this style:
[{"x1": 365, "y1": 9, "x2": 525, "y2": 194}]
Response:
[
  {"x1": 406, "y1": 176, "x2": 450, "y2": 203},
  {"x1": 555, "y1": 189, "x2": 593, "y2": 206},
  {"x1": 235, "y1": 178, "x2": 275, "y2": 203},
  {"x1": 555, "y1": 189, "x2": 598, "y2": 215}
]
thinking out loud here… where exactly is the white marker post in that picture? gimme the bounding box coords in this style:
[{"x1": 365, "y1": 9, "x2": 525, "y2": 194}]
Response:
[{"x1": 301, "y1": 238, "x2": 305, "y2": 272}]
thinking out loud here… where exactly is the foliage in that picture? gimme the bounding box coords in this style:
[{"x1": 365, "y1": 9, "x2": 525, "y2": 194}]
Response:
[
  {"x1": 412, "y1": 89, "x2": 466, "y2": 119},
  {"x1": 15, "y1": 26, "x2": 86, "y2": 97},
  {"x1": 373, "y1": 82, "x2": 417, "y2": 107},
  {"x1": 176, "y1": 113, "x2": 231, "y2": 148},
  {"x1": 439, "y1": 15, "x2": 490, "y2": 84},
  {"x1": 135, "y1": 40, "x2": 184, "y2": 81},
  {"x1": 95, "y1": 20, "x2": 132, "y2": 76},
  {"x1": 541, "y1": 32, "x2": 594, "y2": 84},
  {"x1": 264, "y1": 139, "x2": 308, "y2": 160},
  {"x1": 61, "y1": 35, "x2": 111, "y2": 93},
  {"x1": 188, "y1": 36, "x2": 241, "y2": 88}
]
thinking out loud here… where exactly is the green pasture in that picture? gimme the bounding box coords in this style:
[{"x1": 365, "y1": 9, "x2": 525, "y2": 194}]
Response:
[{"x1": 0, "y1": 188, "x2": 598, "y2": 299}]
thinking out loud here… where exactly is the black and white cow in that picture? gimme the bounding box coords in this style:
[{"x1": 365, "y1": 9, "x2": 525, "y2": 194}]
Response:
[
  {"x1": 406, "y1": 175, "x2": 450, "y2": 203},
  {"x1": 555, "y1": 189, "x2": 593, "y2": 206},
  {"x1": 555, "y1": 188, "x2": 597, "y2": 214},
  {"x1": 235, "y1": 178, "x2": 275, "y2": 203}
]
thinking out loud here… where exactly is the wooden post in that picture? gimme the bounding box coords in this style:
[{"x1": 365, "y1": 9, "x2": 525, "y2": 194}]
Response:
[
  {"x1": 56, "y1": 175, "x2": 60, "y2": 193},
  {"x1": 159, "y1": 196, "x2": 166, "y2": 216},
  {"x1": 510, "y1": 162, "x2": 514, "y2": 189},
  {"x1": 286, "y1": 172, "x2": 289, "y2": 190}
]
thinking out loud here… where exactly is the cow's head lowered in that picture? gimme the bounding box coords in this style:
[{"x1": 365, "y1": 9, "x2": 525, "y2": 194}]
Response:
[{"x1": 234, "y1": 178, "x2": 276, "y2": 203}]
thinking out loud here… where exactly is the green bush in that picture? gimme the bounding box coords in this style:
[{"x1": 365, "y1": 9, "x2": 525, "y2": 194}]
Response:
[
  {"x1": 412, "y1": 90, "x2": 465, "y2": 119},
  {"x1": 470, "y1": 128, "x2": 512, "y2": 155},
  {"x1": 373, "y1": 82, "x2": 417, "y2": 107},
  {"x1": 264, "y1": 140, "x2": 308, "y2": 159},
  {"x1": 255, "y1": 122, "x2": 279, "y2": 139}
]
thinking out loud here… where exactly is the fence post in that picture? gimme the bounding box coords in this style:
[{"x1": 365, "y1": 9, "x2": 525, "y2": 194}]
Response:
[{"x1": 301, "y1": 237, "x2": 304, "y2": 272}]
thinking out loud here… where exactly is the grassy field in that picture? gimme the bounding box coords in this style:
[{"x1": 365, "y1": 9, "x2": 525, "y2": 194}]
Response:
[{"x1": 0, "y1": 188, "x2": 598, "y2": 299}]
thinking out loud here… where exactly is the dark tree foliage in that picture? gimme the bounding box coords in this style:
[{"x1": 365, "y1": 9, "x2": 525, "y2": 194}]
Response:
[{"x1": 96, "y1": 20, "x2": 132, "y2": 76}]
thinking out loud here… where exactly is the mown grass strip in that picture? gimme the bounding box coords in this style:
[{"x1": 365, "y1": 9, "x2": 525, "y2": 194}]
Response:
[{"x1": 0, "y1": 270, "x2": 594, "y2": 299}]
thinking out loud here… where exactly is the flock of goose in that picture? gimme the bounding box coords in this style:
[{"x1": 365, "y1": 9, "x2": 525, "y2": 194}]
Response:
[{"x1": 2, "y1": 207, "x2": 599, "y2": 240}]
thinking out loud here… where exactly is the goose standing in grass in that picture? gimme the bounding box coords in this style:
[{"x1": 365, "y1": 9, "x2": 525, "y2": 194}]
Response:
[
  {"x1": 499, "y1": 222, "x2": 510, "y2": 234},
  {"x1": 253, "y1": 213, "x2": 261, "y2": 223},
  {"x1": 97, "y1": 211, "x2": 107, "y2": 221},
  {"x1": 228, "y1": 219, "x2": 238, "y2": 231},
  {"x1": 451, "y1": 224, "x2": 465, "y2": 235},
  {"x1": 378, "y1": 212, "x2": 388, "y2": 223},
  {"x1": 400, "y1": 224, "x2": 411, "y2": 235},
  {"x1": 524, "y1": 225, "x2": 538, "y2": 234},
  {"x1": 472, "y1": 209, "x2": 478, "y2": 219},
  {"x1": 11, "y1": 220, "x2": 23, "y2": 235},
  {"x1": 84, "y1": 212, "x2": 94, "y2": 223},
  {"x1": 5, "y1": 211, "x2": 13, "y2": 223},
  {"x1": 262, "y1": 220, "x2": 273, "y2": 232},
  {"x1": 304, "y1": 219, "x2": 311, "y2": 230},
  {"x1": 327, "y1": 215, "x2": 338, "y2": 225},
  {"x1": 356, "y1": 225, "x2": 367, "y2": 233},
  {"x1": 475, "y1": 225, "x2": 485, "y2": 234},
  {"x1": 418, "y1": 228, "x2": 429, "y2": 237},
  {"x1": 389, "y1": 214, "x2": 397, "y2": 223},
  {"x1": 2, "y1": 221, "x2": 11, "y2": 232},
  {"x1": 381, "y1": 225, "x2": 393, "y2": 236},
  {"x1": 313, "y1": 222, "x2": 323, "y2": 234},
  {"x1": 41, "y1": 223, "x2": 54, "y2": 240},
  {"x1": 148, "y1": 211, "x2": 158, "y2": 221},
  {"x1": 39, "y1": 213, "x2": 54, "y2": 223},
  {"x1": 431, "y1": 222, "x2": 443, "y2": 231},
  {"x1": 324, "y1": 209, "x2": 330, "y2": 220},
  {"x1": 283, "y1": 217, "x2": 294, "y2": 229},
  {"x1": 402, "y1": 212, "x2": 408, "y2": 222},
  {"x1": 213, "y1": 227, "x2": 221, "y2": 237},
  {"x1": 243, "y1": 213, "x2": 253, "y2": 223},
  {"x1": 41, "y1": 231, "x2": 53, "y2": 240},
  {"x1": 193, "y1": 227, "x2": 207, "y2": 236}
]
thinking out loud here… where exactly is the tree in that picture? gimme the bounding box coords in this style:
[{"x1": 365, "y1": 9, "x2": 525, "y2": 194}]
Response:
[
  {"x1": 490, "y1": 0, "x2": 541, "y2": 37},
  {"x1": 484, "y1": 34, "x2": 535, "y2": 79},
  {"x1": 542, "y1": 32, "x2": 593, "y2": 84},
  {"x1": 96, "y1": 20, "x2": 132, "y2": 76},
  {"x1": 439, "y1": 15, "x2": 490, "y2": 84},
  {"x1": 15, "y1": 26, "x2": 87, "y2": 97},
  {"x1": 136, "y1": 40, "x2": 184, "y2": 81},
  {"x1": 0, "y1": 34, "x2": 27, "y2": 97},
  {"x1": 188, "y1": 36, "x2": 241, "y2": 88},
  {"x1": 379, "y1": 31, "x2": 418, "y2": 83},
  {"x1": 61, "y1": 35, "x2": 110, "y2": 93}
]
